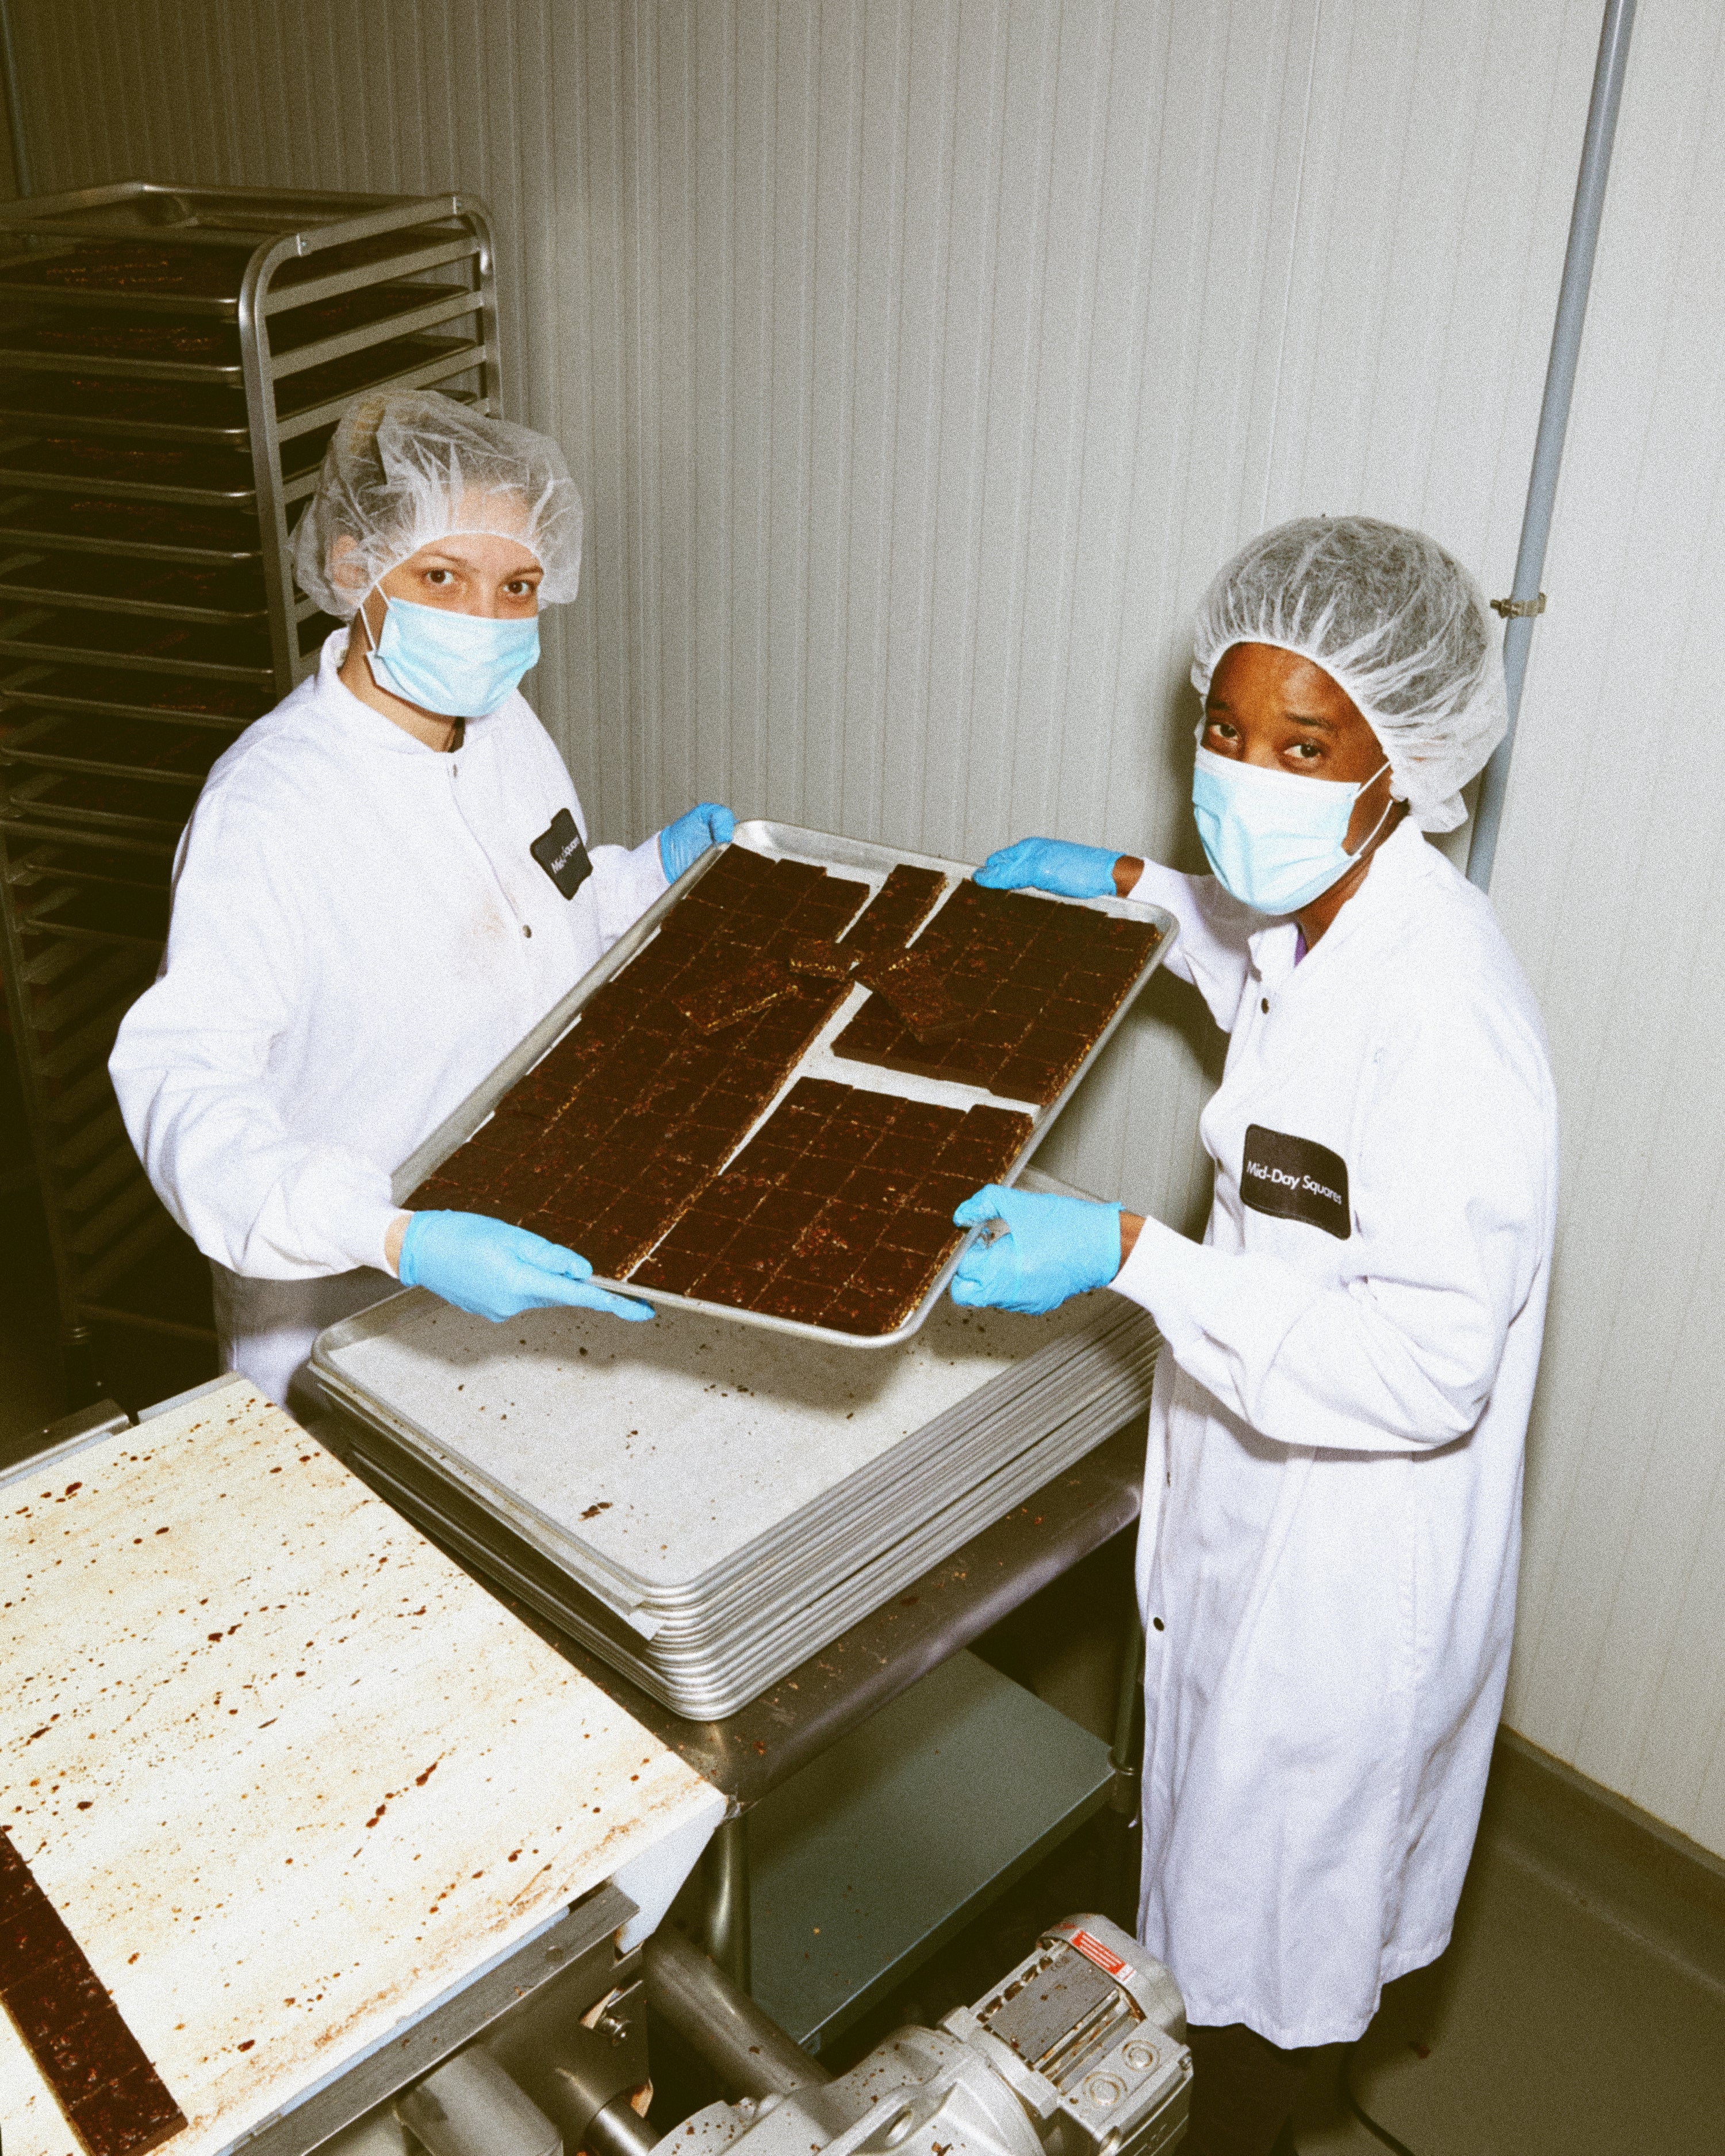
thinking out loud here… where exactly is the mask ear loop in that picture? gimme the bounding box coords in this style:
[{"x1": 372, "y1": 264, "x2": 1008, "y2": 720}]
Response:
[
  {"x1": 358, "y1": 580, "x2": 386, "y2": 658},
  {"x1": 1347, "y1": 760, "x2": 1397, "y2": 860}
]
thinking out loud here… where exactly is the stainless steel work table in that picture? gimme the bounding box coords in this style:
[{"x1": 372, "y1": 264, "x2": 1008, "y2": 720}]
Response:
[{"x1": 316, "y1": 1403, "x2": 1148, "y2": 2051}]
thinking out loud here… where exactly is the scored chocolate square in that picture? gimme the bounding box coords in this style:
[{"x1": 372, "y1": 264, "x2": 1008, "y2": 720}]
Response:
[
  {"x1": 702, "y1": 1176, "x2": 770, "y2": 1221},
  {"x1": 753, "y1": 1188, "x2": 829, "y2": 1242},
  {"x1": 867, "y1": 1153, "x2": 935, "y2": 1205},
  {"x1": 916, "y1": 1167, "x2": 981, "y2": 1216},
  {"x1": 788, "y1": 938, "x2": 858, "y2": 980},
  {"x1": 880, "y1": 1209, "x2": 967, "y2": 1260},
  {"x1": 751, "y1": 1275, "x2": 838, "y2": 1325},
  {"x1": 795, "y1": 1234, "x2": 871, "y2": 1288},
  {"x1": 836, "y1": 864, "x2": 949, "y2": 954},
  {"x1": 667, "y1": 1121, "x2": 736, "y2": 1169},
  {"x1": 784, "y1": 1076, "x2": 853, "y2": 1117},
  {"x1": 729, "y1": 1137, "x2": 803, "y2": 1184},
  {"x1": 783, "y1": 1154, "x2": 858, "y2": 1199},
  {"x1": 856, "y1": 949, "x2": 968, "y2": 1043},
  {"x1": 800, "y1": 1195, "x2": 890, "y2": 1253},
  {"x1": 870, "y1": 1242, "x2": 946, "y2": 1295},
  {"x1": 657, "y1": 1206, "x2": 742, "y2": 1258},
  {"x1": 699, "y1": 1256, "x2": 778, "y2": 1303},
  {"x1": 831, "y1": 879, "x2": 1160, "y2": 1102},
  {"x1": 631, "y1": 1245, "x2": 707, "y2": 1295},
  {"x1": 676, "y1": 957, "x2": 796, "y2": 1034},
  {"x1": 698, "y1": 844, "x2": 777, "y2": 896},
  {"x1": 837, "y1": 1164, "x2": 900, "y2": 1211},
  {"x1": 822, "y1": 1279, "x2": 924, "y2": 1337},
  {"x1": 583, "y1": 1213, "x2": 669, "y2": 1281},
  {"x1": 808, "y1": 1118, "x2": 889, "y2": 1165}
]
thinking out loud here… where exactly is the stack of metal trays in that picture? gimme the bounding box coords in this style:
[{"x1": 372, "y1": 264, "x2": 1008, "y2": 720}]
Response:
[
  {"x1": 0, "y1": 182, "x2": 503, "y2": 1372},
  {"x1": 316, "y1": 1287, "x2": 1159, "y2": 1718}
]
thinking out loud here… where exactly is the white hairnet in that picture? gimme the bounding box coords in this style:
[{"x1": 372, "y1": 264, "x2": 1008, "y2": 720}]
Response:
[
  {"x1": 1190, "y1": 515, "x2": 1506, "y2": 832},
  {"x1": 292, "y1": 390, "x2": 582, "y2": 619}
]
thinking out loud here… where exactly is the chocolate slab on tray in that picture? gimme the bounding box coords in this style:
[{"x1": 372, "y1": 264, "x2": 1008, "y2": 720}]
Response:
[
  {"x1": 833, "y1": 877, "x2": 1163, "y2": 1102},
  {"x1": 0, "y1": 1827, "x2": 186, "y2": 2156},
  {"x1": 396, "y1": 823, "x2": 1176, "y2": 1346}
]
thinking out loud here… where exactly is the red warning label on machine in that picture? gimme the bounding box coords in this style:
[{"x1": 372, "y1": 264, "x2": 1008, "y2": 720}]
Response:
[{"x1": 1070, "y1": 1928, "x2": 1132, "y2": 1980}]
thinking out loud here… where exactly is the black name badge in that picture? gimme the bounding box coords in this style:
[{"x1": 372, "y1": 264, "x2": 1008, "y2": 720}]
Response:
[
  {"x1": 530, "y1": 807, "x2": 593, "y2": 899},
  {"x1": 1241, "y1": 1123, "x2": 1351, "y2": 1240}
]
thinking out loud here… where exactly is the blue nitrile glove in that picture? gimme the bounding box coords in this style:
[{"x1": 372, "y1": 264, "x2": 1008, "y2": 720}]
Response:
[
  {"x1": 660, "y1": 802, "x2": 737, "y2": 882},
  {"x1": 398, "y1": 1211, "x2": 655, "y2": 1325},
  {"x1": 973, "y1": 837, "x2": 1121, "y2": 899},
  {"x1": 949, "y1": 1185, "x2": 1124, "y2": 1315}
]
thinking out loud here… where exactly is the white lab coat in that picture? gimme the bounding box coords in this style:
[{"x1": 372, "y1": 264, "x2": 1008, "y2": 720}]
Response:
[
  {"x1": 1112, "y1": 820, "x2": 1557, "y2": 2049},
  {"x1": 110, "y1": 629, "x2": 666, "y2": 1410}
]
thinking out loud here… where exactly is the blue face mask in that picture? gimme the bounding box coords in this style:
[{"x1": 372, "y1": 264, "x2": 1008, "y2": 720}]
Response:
[
  {"x1": 361, "y1": 593, "x2": 540, "y2": 719},
  {"x1": 1191, "y1": 745, "x2": 1393, "y2": 914}
]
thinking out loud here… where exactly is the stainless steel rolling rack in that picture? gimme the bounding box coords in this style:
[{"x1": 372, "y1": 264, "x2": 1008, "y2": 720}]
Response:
[{"x1": 0, "y1": 182, "x2": 502, "y2": 1396}]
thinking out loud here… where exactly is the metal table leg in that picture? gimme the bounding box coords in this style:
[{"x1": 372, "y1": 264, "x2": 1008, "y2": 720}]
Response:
[
  {"x1": 1107, "y1": 1608, "x2": 1145, "y2": 1925},
  {"x1": 702, "y1": 1812, "x2": 752, "y2": 1993},
  {"x1": 62, "y1": 1322, "x2": 101, "y2": 1413}
]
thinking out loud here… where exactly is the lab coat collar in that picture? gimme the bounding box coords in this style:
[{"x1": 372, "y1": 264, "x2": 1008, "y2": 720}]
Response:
[
  {"x1": 1245, "y1": 817, "x2": 1432, "y2": 986},
  {"x1": 312, "y1": 628, "x2": 509, "y2": 757}
]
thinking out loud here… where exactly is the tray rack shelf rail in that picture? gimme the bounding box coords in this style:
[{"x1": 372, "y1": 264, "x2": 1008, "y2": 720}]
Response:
[{"x1": 0, "y1": 183, "x2": 503, "y2": 1372}]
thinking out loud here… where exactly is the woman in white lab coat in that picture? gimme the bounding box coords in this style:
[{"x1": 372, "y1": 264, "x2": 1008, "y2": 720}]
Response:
[
  {"x1": 112, "y1": 393, "x2": 733, "y2": 1414},
  {"x1": 954, "y1": 518, "x2": 1558, "y2": 2156}
]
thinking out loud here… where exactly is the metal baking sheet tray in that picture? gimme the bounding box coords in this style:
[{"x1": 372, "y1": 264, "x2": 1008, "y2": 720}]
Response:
[
  {"x1": 0, "y1": 370, "x2": 251, "y2": 446},
  {"x1": 0, "y1": 431, "x2": 263, "y2": 508},
  {"x1": 0, "y1": 494, "x2": 266, "y2": 566},
  {"x1": 0, "y1": 661, "x2": 267, "y2": 726},
  {"x1": 0, "y1": 179, "x2": 457, "y2": 246},
  {"x1": 0, "y1": 605, "x2": 273, "y2": 681},
  {"x1": 392, "y1": 821, "x2": 1176, "y2": 1351},
  {"x1": 0, "y1": 222, "x2": 481, "y2": 320},
  {"x1": 0, "y1": 548, "x2": 268, "y2": 624},
  {"x1": 0, "y1": 766, "x2": 193, "y2": 838},
  {"x1": 310, "y1": 1284, "x2": 1159, "y2": 1715},
  {"x1": 269, "y1": 331, "x2": 490, "y2": 445},
  {"x1": 0, "y1": 283, "x2": 481, "y2": 385},
  {"x1": 0, "y1": 711, "x2": 227, "y2": 785}
]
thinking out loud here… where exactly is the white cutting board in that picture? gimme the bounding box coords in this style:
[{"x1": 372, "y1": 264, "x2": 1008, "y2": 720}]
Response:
[{"x1": 0, "y1": 1378, "x2": 722, "y2": 2156}]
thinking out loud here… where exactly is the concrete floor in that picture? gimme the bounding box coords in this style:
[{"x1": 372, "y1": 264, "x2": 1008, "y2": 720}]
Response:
[
  {"x1": 1285, "y1": 1826, "x2": 1725, "y2": 2154},
  {"x1": 6, "y1": 1177, "x2": 1723, "y2": 2156},
  {"x1": 823, "y1": 1736, "x2": 1725, "y2": 2156}
]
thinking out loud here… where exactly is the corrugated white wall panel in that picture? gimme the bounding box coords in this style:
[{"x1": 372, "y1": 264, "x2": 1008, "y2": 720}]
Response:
[
  {"x1": 7, "y1": 0, "x2": 1722, "y2": 1852},
  {"x1": 1488, "y1": 0, "x2": 1725, "y2": 1851}
]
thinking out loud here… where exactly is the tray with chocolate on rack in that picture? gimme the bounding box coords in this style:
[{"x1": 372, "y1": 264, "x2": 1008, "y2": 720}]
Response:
[{"x1": 393, "y1": 823, "x2": 1176, "y2": 1346}]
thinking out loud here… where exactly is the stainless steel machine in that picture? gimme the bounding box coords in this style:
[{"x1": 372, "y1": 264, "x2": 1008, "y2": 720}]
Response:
[
  {"x1": 0, "y1": 181, "x2": 500, "y2": 1388},
  {"x1": 327, "y1": 1917, "x2": 1191, "y2": 2156}
]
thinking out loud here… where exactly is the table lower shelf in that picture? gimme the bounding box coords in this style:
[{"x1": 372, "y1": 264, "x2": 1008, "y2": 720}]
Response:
[{"x1": 747, "y1": 1648, "x2": 1113, "y2": 2051}]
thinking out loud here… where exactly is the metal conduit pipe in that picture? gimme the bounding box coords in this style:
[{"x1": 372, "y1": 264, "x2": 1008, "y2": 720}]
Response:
[
  {"x1": 0, "y1": 0, "x2": 31, "y2": 198},
  {"x1": 1467, "y1": 0, "x2": 1638, "y2": 892},
  {"x1": 397, "y1": 2050, "x2": 564, "y2": 2156},
  {"x1": 644, "y1": 1927, "x2": 832, "y2": 2100},
  {"x1": 569, "y1": 2089, "x2": 665, "y2": 2156}
]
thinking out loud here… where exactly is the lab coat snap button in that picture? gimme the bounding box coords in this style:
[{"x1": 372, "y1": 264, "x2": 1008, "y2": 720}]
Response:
[
  {"x1": 1260, "y1": 997, "x2": 1270, "y2": 1014},
  {"x1": 522, "y1": 924, "x2": 532, "y2": 938},
  {"x1": 1152, "y1": 1617, "x2": 1165, "y2": 1632}
]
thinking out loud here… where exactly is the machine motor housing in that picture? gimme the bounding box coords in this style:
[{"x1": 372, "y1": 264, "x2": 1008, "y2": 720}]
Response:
[{"x1": 672, "y1": 1917, "x2": 1191, "y2": 2156}]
